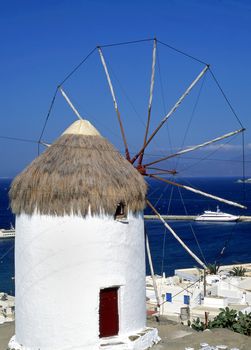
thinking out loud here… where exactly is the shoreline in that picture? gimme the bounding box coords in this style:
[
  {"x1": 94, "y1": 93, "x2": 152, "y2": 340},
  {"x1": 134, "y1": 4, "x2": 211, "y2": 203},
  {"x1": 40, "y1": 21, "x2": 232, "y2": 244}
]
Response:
[{"x1": 144, "y1": 215, "x2": 251, "y2": 221}]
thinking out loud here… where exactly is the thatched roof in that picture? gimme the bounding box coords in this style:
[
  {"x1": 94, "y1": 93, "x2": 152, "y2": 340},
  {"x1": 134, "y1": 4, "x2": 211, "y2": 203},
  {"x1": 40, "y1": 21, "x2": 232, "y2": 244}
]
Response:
[{"x1": 10, "y1": 120, "x2": 147, "y2": 217}]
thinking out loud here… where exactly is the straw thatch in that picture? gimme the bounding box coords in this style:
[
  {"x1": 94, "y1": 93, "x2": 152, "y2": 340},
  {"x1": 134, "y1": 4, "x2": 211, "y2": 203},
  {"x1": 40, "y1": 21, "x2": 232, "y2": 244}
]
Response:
[{"x1": 10, "y1": 125, "x2": 147, "y2": 217}]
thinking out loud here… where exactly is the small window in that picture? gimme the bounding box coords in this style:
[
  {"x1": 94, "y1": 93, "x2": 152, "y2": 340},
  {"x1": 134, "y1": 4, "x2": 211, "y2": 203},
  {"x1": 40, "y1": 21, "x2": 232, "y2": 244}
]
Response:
[
  {"x1": 114, "y1": 202, "x2": 127, "y2": 222},
  {"x1": 184, "y1": 295, "x2": 190, "y2": 305},
  {"x1": 166, "y1": 293, "x2": 172, "y2": 302}
]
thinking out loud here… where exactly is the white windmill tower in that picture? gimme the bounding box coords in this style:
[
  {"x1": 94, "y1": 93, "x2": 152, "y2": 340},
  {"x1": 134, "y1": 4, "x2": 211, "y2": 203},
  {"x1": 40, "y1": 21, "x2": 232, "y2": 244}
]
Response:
[{"x1": 9, "y1": 119, "x2": 160, "y2": 350}]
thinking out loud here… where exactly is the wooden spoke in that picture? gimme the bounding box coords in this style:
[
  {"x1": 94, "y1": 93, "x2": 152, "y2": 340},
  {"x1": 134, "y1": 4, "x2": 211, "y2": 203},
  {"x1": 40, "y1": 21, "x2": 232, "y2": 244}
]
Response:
[
  {"x1": 59, "y1": 88, "x2": 83, "y2": 120},
  {"x1": 147, "y1": 200, "x2": 207, "y2": 269},
  {"x1": 39, "y1": 141, "x2": 50, "y2": 148},
  {"x1": 138, "y1": 38, "x2": 157, "y2": 166},
  {"x1": 146, "y1": 167, "x2": 177, "y2": 175},
  {"x1": 145, "y1": 229, "x2": 161, "y2": 306},
  {"x1": 148, "y1": 175, "x2": 247, "y2": 209},
  {"x1": 144, "y1": 128, "x2": 245, "y2": 167},
  {"x1": 131, "y1": 65, "x2": 209, "y2": 164},
  {"x1": 98, "y1": 47, "x2": 130, "y2": 161},
  {"x1": 148, "y1": 171, "x2": 176, "y2": 176}
]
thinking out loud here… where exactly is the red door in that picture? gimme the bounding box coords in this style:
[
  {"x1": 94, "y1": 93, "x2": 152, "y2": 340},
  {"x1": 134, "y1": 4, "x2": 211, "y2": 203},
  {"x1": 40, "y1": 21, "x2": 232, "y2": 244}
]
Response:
[{"x1": 99, "y1": 287, "x2": 119, "y2": 338}]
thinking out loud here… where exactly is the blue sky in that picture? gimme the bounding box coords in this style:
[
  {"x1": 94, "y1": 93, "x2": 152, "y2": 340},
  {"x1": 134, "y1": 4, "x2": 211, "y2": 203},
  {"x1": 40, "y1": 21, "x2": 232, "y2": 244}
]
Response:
[{"x1": 0, "y1": 0, "x2": 250, "y2": 177}]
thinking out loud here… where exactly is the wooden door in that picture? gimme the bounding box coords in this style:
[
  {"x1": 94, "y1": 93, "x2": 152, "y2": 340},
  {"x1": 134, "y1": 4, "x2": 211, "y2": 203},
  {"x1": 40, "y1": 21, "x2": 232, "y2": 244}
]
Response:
[{"x1": 99, "y1": 287, "x2": 119, "y2": 338}]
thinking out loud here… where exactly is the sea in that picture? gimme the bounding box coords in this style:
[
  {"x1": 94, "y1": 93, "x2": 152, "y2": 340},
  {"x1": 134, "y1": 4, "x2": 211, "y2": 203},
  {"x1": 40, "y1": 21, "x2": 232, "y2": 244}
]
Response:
[{"x1": 0, "y1": 177, "x2": 251, "y2": 295}]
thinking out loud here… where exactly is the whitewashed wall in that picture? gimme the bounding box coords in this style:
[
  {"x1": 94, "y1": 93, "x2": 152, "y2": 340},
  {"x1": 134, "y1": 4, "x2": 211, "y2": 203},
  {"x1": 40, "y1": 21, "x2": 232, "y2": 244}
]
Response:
[
  {"x1": 203, "y1": 296, "x2": 228, "y2": 308},
  {"x1": 14, "y1": 212, "x2": 146, "y2": 350}
]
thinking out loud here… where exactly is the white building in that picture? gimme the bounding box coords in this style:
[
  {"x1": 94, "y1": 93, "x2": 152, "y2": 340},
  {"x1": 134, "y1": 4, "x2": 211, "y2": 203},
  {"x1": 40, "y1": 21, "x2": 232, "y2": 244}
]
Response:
[
  {"x1": 146, "y1": 275, "x2": 202, "y2": 320},
  {"x1": 9, "y1": 120, "x2": 159, "y2": 350},
  {"x1": 0, "y1": 293, "x2": 15, "y2": 324},
  {"x1": 146, "y1": 268, "x2": 251, "y2": 322}
]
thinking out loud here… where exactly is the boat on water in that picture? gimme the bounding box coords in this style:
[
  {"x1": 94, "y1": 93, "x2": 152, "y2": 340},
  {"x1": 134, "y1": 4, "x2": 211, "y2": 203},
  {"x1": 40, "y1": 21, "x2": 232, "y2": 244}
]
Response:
[
  {"x1": 195, "y1": 206, "x2": 239, "y2": 222},
  {"x1": 0, "y1": 227, "x2": 15, "y2": 239},
  {"x1": 237, "y1": 178, "x2": 251, "y2": 184}
]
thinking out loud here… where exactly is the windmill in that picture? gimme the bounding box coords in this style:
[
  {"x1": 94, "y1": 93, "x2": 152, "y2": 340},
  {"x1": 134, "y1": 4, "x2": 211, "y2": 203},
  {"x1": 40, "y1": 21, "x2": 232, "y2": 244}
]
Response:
[{"x1": 39, "y1": 37, "x2": 246, "y2": 302}]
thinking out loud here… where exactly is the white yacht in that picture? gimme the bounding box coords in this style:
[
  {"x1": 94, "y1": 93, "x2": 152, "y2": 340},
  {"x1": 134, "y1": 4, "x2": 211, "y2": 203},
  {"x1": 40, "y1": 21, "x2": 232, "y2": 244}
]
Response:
[
  {"x1": 195, "y1": 206, "x2": 239, "y2": 222},
  {"x1": 0, "y1": 227, "x2": 15, "y2": 239}
]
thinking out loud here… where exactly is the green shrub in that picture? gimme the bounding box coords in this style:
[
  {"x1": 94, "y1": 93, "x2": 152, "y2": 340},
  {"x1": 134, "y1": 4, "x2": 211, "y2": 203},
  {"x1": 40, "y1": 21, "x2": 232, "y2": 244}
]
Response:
[
  {"x1": 210, "y1": 307, "x2": 238, "y2": 329},
  {"x1": 191, "y1": 307, "x2": 251, "y2": 336},
  {"x1": 191, "y1": 317, "x2": 205, "y2": 331},
  {"x1": 230, "y1": 266, "x2": 247, "y2": 277},
  {"x1": 207, "y1": 263, "x2": 220, "y2": 275},
  {"x1": 232, "y1": 311, "x2": 251, "y2": 336}
]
